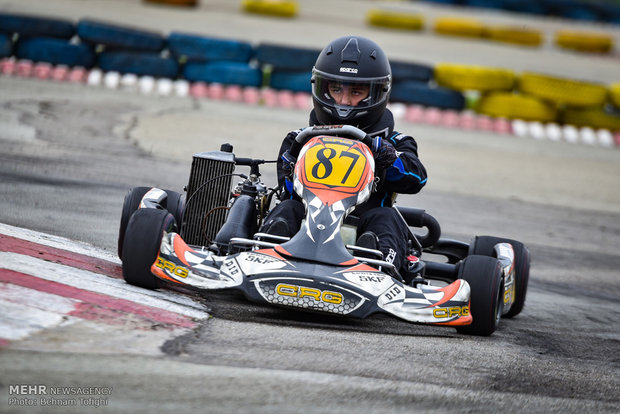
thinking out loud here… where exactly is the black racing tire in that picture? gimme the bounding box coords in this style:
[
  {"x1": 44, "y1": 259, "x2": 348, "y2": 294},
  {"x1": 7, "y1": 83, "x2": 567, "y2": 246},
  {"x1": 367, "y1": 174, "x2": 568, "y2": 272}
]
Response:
[
  {"x1": 183, "y1": 61, "x2": 263, "y2": 87},
  {"x1": 121, "y1": 208, "x2": 176, "y2": 290},
  {"x1": 167, "y1": 32, "x2": 253, "y2": 63},
  {"x1": 15, "y1": 37, "x2": 95, "y2": 68},
  {"x1": 456, "y1": 255, "x2": 504, "y2": 336},
  {"x1": 118, "y1": 187, "x2": 151, "y2": 258},
  {"x1": 165, "y1": 190, "x2": 185, "y2": 229},
  {"x1": 76, "y1": 18, "x2": 165, "y2": 52},
  {"x1": 0, "y1": 13, "x2": 75, "y2": 39},
  {"x1": 98, "y1": 51, "x2": 179, "y2": 78},
  {"x1": 117, "y1": 187, "x2": 185, "y2": 258},
  {"x1": 469, "y1": 235, "x2": 530, "y2": 318}
]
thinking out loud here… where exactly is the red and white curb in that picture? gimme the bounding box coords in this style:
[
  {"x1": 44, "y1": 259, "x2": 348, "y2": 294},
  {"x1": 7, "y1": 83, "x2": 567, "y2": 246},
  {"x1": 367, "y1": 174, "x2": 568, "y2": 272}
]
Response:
[
  {"x1": 0, "y1": 223, "x2": 209, "y2": 347},
  {"x1": 2, "y1": 57, "x2": 619, "y2": 148}
]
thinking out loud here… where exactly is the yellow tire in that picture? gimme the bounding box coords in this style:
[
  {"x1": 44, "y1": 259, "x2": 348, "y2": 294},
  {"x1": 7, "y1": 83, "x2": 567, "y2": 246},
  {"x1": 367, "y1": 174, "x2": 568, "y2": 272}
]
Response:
[
  {"x1": 434, "y1": 17, "x2": 484, "y2": 38},
  {"x1": 476, "y1": 92, "x2": 557, "y2": 122},
  {"x1": 562, "y1": 108, "x2": 620, "y2": 131},
  {"x1": 483, "y1": 25, "x2": 543, "y2": 47},
  {"x1": 519, "y1": 72, "x2": 607, "y2": 108},
  {"x1": 609, "y1": 83, "x2": 620, "y2": 109},
  {"x1": 555, "y1": 30, "x2": 614, "y2": 53},
  {"x1": 434, "y1": 63, "x2": 516, "y2": 92},
  {"x1": 241, "y1": 0, "x2": 298, "y2": 18},
  {"x1": 366, "y1": 9, "x2": 424, "y2": 31}
]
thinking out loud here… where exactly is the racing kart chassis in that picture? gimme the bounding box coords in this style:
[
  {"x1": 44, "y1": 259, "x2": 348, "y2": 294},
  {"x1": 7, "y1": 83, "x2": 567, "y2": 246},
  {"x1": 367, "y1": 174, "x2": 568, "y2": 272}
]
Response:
[{"x1": 119, "y1": 126, "x2": 530, "y2": 336}]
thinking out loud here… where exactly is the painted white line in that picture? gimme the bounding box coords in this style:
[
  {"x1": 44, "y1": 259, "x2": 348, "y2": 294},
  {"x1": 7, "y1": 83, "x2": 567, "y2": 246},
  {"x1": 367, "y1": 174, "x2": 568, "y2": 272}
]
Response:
[
  {"x1": 0, "y1": 252, "x2": 209, "y2": 320},
  {"x1": 0, "y1": 222, "x2": 120, "y2": 263},
  {"x1": 0, "y1": 289, "x2": 78, "y2": 340},
  {"x1": 0, "y1": 282, "x2": 79, "y2": 312}
]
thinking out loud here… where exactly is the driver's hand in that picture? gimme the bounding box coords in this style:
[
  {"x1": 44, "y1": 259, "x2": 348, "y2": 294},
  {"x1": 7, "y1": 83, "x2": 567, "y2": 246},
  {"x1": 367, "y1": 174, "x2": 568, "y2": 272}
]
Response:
[
  {"x1": 281, "y1": 150, "x2": 297, "y2": 179},
  {"x1": 371, "y1": 137, "x2": 397, "y2": 171}
]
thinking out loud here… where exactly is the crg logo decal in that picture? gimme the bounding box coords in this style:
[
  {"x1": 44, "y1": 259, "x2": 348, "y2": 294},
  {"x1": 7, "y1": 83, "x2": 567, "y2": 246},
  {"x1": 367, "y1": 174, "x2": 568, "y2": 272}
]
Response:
[
  {"x1": 276, "y1": 284, "x2": 343, "y2": 304},
  {"x1": 155, "y1": 257, "x2": 189, "y2": 278},
  {"x1": 433, "y1": 306, "x2": 470, "y2": 318}
]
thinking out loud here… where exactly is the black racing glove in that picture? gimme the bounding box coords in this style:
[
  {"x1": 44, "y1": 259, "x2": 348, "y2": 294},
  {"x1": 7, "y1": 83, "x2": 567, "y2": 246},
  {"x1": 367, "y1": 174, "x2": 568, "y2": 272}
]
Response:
[{"x1": 371, "y1": 136, "x2": 398, "y2": 172}]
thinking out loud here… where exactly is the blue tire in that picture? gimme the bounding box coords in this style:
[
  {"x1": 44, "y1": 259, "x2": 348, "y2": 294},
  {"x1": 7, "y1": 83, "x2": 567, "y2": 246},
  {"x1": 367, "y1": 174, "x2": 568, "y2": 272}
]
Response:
[
  {"x1": 167, "y1": 32, "x2": 253, "y2": 63},
  {"x1": 389, "y1": 60, "x2": 433, "y2": 83},
  {"x1": 542, "y1": 0, "x2": 599, "y2": 21},
  {"x1": 254, "y1": 43, "x2": 320, "y2": 70},
  {"x1": 183, "y1": 61, "x2": 263, "y2": 87},
  {"x1": 0, "y1": 32, "x2": 12, "y2": 58},
  {"x1": 590, "y1": 3, "x2": 620, "y2": 23},
  {"x1": 502, "y1": 0, "x2": 548, "y2": 15},
  {"x1": 77, "y1": 19, "x2": 165, "y2": 52},
  {"x1": 390, "y1": 81, "x2": 465, "y2": 110},
  {"x1": 423, "y1": 0, "x2": 462, "y2": 4},
  {"x1": 269, "y1": 70, "x2": 311, "y2": 92},
  {"x1": 463, "y1": 0, "x2": 505, "y2": 10},
  {"x1": 0, "y1": 13, "x2": 75, "y2": 39},
  {"x1": 16, "y1": 37, "x2": 95, "y2": 68},
  {"x1": 98, "y1": 51, "x2": 179, "y2": 78}
]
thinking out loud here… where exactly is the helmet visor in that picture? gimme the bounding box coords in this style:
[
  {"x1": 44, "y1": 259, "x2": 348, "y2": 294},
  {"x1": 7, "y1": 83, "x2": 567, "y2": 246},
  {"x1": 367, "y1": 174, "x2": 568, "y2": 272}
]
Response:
[{"x1": 312, "y1": 69, "x2": 391, "y2": 111}]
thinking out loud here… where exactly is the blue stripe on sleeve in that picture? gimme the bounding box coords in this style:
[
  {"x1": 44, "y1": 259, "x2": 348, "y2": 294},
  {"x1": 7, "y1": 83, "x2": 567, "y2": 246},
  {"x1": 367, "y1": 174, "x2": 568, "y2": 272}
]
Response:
[{"x1": 386, "y1": 158, "x2": 427, "y2": 184}]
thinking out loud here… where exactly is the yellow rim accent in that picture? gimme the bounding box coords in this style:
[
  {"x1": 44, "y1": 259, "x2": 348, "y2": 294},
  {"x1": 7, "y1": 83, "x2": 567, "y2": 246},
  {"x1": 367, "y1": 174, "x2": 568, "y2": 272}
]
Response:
[
  {"x1": 242, "y1": 0, "x2": 298, "y2": 17},
  {"x1": 483, "y1": 25, "x2": 543, "y2": 47},
  {"x1": 562, "y1": 108, "x2": 620, "y2": 131},
  {"x1": 476, "y1": 92, "x2": 557, "y2": 122},
  {"x1": 366, "y1": 9, "x2": 425, "y2": 31},
  {"x1": 555, "y1": 30, "x2": 614, "y2": 53},
  {"x1": 434, "y1": 63, "x2": 516, "y2": 92},
  {"x1": 519, "y1": 72, "x2": 607, "y2": 108},
  {"x1": 610, "y1": 83, "x2": 620, "y2": 109}
]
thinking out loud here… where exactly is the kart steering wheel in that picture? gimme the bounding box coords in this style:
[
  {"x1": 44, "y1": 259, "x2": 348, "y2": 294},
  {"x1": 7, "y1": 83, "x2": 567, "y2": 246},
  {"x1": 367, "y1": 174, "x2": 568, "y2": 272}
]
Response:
[{"x1": 288, "y1": 125, "x2": 373, "y2": 159}]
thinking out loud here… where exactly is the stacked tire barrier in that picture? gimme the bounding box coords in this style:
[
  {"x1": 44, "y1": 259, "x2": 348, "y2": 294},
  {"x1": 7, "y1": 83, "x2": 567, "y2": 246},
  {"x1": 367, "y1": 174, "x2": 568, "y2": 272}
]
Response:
[
  {"x1": 0, "y1": 12, "x2": 618, "y2": 147},
  {"x1": 368, "y1": 11, "x2": 614, "y2": 53},
  {"x1": 415, "y1": 0, "x2": 620, "y2": 25}
]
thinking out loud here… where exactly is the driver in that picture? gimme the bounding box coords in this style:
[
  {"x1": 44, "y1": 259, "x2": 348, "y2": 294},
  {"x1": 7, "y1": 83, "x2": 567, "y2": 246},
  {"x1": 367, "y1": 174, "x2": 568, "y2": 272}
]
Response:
[{"x1": 261, "y1": 36, "x2": 427, "y2": 277}]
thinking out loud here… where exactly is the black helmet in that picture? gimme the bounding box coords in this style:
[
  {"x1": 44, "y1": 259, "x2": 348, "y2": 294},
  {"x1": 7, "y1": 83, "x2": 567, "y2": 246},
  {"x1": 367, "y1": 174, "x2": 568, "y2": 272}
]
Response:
[{"x1": 311, "y1": 36, "x2": 392, "y2": 129}]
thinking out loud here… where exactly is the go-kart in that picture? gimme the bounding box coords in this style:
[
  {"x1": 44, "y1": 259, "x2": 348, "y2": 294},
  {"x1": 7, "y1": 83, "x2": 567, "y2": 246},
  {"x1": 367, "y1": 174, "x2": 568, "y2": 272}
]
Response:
[{"x1": 118, "y1": 125, "x2": 530, "y2": 336}]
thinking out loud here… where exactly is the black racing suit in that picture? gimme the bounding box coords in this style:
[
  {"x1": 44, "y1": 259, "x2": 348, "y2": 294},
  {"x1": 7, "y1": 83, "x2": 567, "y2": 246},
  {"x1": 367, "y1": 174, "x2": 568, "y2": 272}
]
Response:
[{"x1": 262, "y1": 109, "x2": 427, "y2": 271}]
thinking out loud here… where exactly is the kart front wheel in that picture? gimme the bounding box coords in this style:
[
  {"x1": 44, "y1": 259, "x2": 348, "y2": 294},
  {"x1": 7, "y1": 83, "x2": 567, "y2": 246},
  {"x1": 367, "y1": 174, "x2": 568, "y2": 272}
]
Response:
[
  {"x1": 121, "y1": 208, "x2": 177, "y2": 290},
  {"x1": 456, "y1": 255, "x2": 504, "y2": 336},
  {"x1": 469, "y1": 236, "x2": 530, "y2": 318},
  {"x1": 117, "y1": 187, "x2": 184, "y2": 258}
]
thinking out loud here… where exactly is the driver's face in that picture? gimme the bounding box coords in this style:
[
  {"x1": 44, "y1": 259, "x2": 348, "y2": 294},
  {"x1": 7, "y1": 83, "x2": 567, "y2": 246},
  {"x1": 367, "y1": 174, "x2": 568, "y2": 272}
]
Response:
[{"x1": 328, "y1": 82, "x2": 370, "y2": 106}]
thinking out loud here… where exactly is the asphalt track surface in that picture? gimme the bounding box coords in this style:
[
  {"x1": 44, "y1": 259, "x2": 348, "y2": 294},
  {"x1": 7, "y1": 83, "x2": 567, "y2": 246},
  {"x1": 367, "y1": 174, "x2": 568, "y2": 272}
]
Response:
[{"x1": 1, "y1": 1, "x2": 620, "y2": 413}]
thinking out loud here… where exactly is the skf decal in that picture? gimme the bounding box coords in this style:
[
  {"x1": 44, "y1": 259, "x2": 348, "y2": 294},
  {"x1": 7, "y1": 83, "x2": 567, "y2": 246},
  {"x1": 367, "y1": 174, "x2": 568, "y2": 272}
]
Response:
[
  {"x1": 433, "y1": 306, "x2": 470, "y2": 319},
  {"x1": 155, "y1": 257, "x2": 189, "y2": 278},
  {"x1": 244, "y1": 253, "x2": 280, "y2": 265},
  {"x1": 275, "y1": 284, "x2": 343, "y2": 305}
]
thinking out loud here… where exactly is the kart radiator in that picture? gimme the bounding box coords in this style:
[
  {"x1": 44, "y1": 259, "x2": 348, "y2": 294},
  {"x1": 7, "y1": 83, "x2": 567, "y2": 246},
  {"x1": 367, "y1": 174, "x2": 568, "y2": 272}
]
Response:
[{"x1": 181, "y1": 147, "x2": 235, "y2": 247}]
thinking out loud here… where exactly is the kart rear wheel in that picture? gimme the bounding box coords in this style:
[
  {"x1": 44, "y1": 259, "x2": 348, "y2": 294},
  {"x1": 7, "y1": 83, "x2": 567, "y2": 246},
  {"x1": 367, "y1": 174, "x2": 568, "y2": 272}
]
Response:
[
  {"x1": 121, "y1": 208, "x2": 176, "y2": 289},
  {"x1": 117, "y1": 187, "x2": 184, "y2": 258},
  {"x1": 469, "y1": 236, "x2": 530, "y2": 318},
  {"x1": 456, "y1": 255, "x2": 503, "y2": 336}
]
